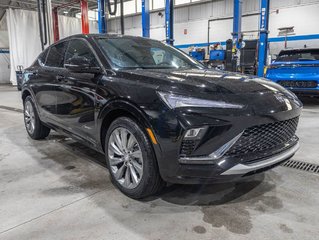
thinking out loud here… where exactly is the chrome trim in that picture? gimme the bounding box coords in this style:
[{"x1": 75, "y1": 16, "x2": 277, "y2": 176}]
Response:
[
  {"x1": 179, "y1": 132, "x2": 243, "y2": 164},
  {"x1": 221, "y1": 142, "x2": 300, "y2": 175}
]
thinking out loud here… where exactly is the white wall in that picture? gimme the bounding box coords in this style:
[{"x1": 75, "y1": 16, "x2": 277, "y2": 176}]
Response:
[
  {"x1": 5, "y1": 9, "x2": 98, "y2": 85},
  {"x1": 0, "y1": 14, "x2": 10, "y2": 84},
  {"x1": 109, "y1": 0, "x2": 319, "y2": 55},
  {"x1": 58, "y1": 15, "x2": 98, "y2": 39},
  {"x1": 0, "y1": 53, "x2": 10, "y2": 84}
]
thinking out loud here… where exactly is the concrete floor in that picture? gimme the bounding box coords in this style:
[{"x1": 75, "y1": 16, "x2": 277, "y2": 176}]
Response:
[{"x1": 0, "y1": 85, "x2": 319, "y2": 240}]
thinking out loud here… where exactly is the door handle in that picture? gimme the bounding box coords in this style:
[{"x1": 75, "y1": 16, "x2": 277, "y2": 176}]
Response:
[{"x1": 56, "y1": 75, "x2": 65, "y2": 82}]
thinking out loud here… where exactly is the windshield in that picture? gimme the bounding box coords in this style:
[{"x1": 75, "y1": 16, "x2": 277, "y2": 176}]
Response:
[
  {"x1": 96, "y1": 37, "x2": 204, "y2": 70},
  {"x1": 276, "y1": 49, "x2": 319, "y2": 62}
]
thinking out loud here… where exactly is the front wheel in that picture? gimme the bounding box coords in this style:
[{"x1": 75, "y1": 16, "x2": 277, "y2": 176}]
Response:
[
  {"x1": 23, "y1": 96, "x2": 50, "y2": 140},
  {"x1": 105, "y1": 117, "x2": 164, "y2": 199}
]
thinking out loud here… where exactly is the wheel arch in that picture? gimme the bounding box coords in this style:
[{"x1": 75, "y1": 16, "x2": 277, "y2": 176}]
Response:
[
  {"x1": 22, "y1": 89, "x2": 32, "y2": 102},
  {"x1": 98, "y1": 100, "x2": 157, "y2": 153}
]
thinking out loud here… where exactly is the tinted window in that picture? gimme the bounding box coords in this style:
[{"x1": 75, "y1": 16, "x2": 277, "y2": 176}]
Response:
[
  {"x1": 34, "y1": 48, "x2": 49, "y2": 66},
  {"x1": 96, "y1": 38, "x2": 203, "y2": 70},
  {"x1": 276, "y1": 49, "x2": 319, "y2": 62},
  {"x1": 65, "y1": 39, "x2": 98, "y2": 66},
  {"x1": 46, "y1": 42, "x2": 67, "y2": 67}
]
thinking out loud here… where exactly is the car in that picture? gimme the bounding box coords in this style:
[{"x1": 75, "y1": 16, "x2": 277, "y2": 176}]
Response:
[
  {"x1": 265, "y1": 48, "x2": 319, "y2": 96},
  {"x1": 21, "y1": 34, "x2": 302, "y2": 199}
]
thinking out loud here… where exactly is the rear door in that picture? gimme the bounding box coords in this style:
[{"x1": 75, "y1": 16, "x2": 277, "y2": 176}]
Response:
[
  {"x1": 54, "y1": 38, "x2": 101, "y2": 146},
  {"x1": 39, "y1": 41, "x2": 68, "y2": 123}
]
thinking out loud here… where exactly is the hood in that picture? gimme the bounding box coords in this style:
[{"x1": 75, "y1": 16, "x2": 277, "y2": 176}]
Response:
[
  {"x1": 119, "y1": 68, "x2": 289, "y2": 96},
  {"x1": 116, "y1": 68, "x2": 302, "y2": 114},
  {"x1": 270, "y1": 60, "x2": 319, "y2": 67},
  {"x1": 266, "y1": 61, "x2": 319, "y2": 80}
]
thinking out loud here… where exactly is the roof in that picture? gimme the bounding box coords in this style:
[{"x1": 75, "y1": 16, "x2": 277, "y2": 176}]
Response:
[
  {"x1": 279, "y1": 48, "x2": 319, "y2": 53},
  {"x1": 58, "y1": 33, "x2": 155, "y2": 42}
]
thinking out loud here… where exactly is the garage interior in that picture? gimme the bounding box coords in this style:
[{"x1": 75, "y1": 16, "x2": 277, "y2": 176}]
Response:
[{"x1": 1, "y1": 0, "x2": 319, "y2": 239}]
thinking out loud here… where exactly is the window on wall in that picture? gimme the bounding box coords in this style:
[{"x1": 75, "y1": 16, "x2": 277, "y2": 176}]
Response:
[
  {"x1": 124, "y1": 0, "x2": 136, "y2": 15},
  {"x1": 175, "y1": 0, "x2": 191, "y2": 5},
  {"x1": 153, "y1": 0, "x2": 165, "y2": 9},
  {"x1": 75, "y1": 10, "x2": 98, "y2": 20}
]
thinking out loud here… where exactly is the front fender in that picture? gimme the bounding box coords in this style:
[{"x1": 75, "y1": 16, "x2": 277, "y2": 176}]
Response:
[{"x1": 96, "y1": 99, "x2": 167, "y2": 178}]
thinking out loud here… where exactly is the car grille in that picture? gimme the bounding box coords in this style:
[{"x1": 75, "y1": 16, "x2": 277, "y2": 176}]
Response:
[
  {"x1": 278, "y1": 80, "x2": 318, "y2": 88},
  {"x1": 225, "y1": 117, "x2": 299, "y2": 157}
]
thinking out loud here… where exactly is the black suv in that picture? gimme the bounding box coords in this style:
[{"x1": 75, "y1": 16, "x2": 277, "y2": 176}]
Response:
[{"x1": 22, "y1": 34, "x2": 302, "y2": 199}]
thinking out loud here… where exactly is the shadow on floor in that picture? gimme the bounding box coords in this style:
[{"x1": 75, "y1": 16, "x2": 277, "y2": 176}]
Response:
[
  {"x1": 298, "y1": 96, "x2": 319, "y2": 107},
  {"x1": 45, "y1": 133, "x2": 274, "y2": 207}
]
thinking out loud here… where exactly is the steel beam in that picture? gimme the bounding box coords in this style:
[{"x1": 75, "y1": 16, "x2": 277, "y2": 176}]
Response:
[
  {"x1": 142, "y1": 0, "x2": 150, "y2": 37},
  {"x1": 52, "y1": 7, "x2": 60, "y2": 42},
  {"x1": 165, "y1": 0, "x2": 174, "y2": 45},
  {"x1": 80, "y1": 0, "x2": 89, "y2": 34},
  {"x1": 232, "y1": 0, "x2": 242, "y2": 46},
  {"x1": 98, "y1": 0, "x2": 106, "y2": 33},
  {"x1": 257, "y1": 0, "x2": 270, "y2": 77}
]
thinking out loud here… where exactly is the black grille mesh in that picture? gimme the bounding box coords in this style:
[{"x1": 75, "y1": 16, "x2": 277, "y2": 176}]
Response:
[
  {"x1": 278, "y1": 80, "x2": 317, "y2": 88},
  {"x1": 180, "y1": 140, "x2": 196, "y2": 156},
  {"x1": 225, "y1": 117, "x2": 299, "y2": 157}
]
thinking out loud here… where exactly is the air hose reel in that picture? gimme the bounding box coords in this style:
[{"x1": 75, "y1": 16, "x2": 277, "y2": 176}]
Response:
[{"x1": 105, "y1": 0, "x2": 124, "y2": 34}]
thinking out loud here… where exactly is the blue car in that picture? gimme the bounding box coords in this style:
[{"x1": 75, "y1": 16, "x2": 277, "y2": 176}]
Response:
[{"x1": 266, "y1": 48, "x2": 319, "y2": 96}]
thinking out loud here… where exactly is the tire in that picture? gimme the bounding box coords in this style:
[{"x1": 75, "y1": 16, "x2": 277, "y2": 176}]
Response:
[
  {"x1": 23, "y1": 95, "x2": 50, "y2": 140},
  {"x1": 105, "y1": 117, "x2": 164, "y2": 199}
]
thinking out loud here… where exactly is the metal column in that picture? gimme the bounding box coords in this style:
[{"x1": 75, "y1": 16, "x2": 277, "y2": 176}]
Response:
[
  {"x1": 142, "y1": 0, "x2": 150, "y2": 38},
  {"x1": 98, "y1": 0, "x2": 106, "y2": 33},
  {"x1": 165, "y1": 0, "x2": 174, "y2": 45},
  {"x1": 257, "y1": 0, "x2": 270, "y2": 77},
  {"x1": 232, "y1": 0, "x2": 242, "y2": 47},
  {"x1": 52, "y1": 7, "x2": 59, "y2": 42},
  {"x1": 81, "y1": 0, "x2": 89, "y2": 34}
]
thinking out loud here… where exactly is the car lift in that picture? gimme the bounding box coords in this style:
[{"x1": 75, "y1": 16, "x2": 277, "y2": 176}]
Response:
[
  {"x1": 52, "y1": 0, "x2": 89, "y2": 42},
  {"x1": 232, "y1": 0, "x2": 270, "y2": 76},
  {"x1": 257, "y1": 0, "x2": 270, "y2": 77},
  {"x1": 98, "y1": 0, "x2": 106, "y2": 33},
  {"x1": 142, "y1": 0, "x2": 150, "y2": 38}
]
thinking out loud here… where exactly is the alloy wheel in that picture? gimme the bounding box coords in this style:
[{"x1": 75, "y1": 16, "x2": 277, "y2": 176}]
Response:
[
  {"x1": 24, "y1": 101, "x2": 35, "y2": 134},
  {"x1": 108, "y1": 127, "x2": 144, "y2": 189}
]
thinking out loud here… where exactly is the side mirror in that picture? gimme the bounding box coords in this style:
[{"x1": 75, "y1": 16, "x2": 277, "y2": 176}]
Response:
[{"x1": 64, "y1": 56, "x2": 101, "y2": 73}]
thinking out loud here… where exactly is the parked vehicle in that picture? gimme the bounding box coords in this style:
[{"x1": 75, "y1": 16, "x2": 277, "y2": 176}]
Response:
[
  {"x1": 22, "y1": 34, "x2": 302, "y2": 199},
  {"x1": 266, "y1": 48, "x2": 319, "y2": 95}
]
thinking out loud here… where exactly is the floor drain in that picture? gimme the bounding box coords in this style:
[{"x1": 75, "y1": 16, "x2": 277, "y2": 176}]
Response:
[{"x1": 282, "y1": 160, "x2": 319, "y2": 174}]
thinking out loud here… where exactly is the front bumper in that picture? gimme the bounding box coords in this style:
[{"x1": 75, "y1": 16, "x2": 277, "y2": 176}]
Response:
[
  {"x1": 266, "y1": 78, "x2": 319, "y2": 95},
  {"x1": 149, "y1": 89, "x2": 302, "y2": 184},
  {"x1": 221, "y1": 142, "x2": 299, "y2": 175},
  {"x1": 163, "y1": 142, "x2": 299, "y2": 184}
]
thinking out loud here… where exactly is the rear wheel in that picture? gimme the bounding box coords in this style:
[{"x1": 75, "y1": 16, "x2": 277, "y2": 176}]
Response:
[
  {"x1": 105, "y1": 117, "x2": 164, "y2": 199},
  {"x1": 23, "y1": 96, "x2": 50, "y2": 140}
]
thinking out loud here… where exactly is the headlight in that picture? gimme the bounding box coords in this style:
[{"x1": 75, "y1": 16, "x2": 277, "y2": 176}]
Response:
[{"x1": 158, "y1": 92, "x2": 244, "y2": 109}]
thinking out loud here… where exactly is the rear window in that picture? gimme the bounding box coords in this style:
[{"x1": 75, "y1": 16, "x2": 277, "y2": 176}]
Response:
[
  {"x1": 276, "y1": 49, "x2": 319, "y2": 62},
  {"x1": 46, "y1": 42, "x2": 68, "y2": 67}
]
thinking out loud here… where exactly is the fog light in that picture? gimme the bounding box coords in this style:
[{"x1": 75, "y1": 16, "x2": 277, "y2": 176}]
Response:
[{"x1": 184, "y1": 127, "x2": 206, "y2": 139}]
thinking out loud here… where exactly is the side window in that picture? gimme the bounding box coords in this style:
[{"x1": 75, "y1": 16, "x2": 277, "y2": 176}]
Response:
[
  {"x1": 36, "y1": 48, "x2": 49, "y2": 66},
  {"x1": 65, "y1": 39, "x2": 98, "y2": 66},
  {"x1": 46, "y1": 42, "x2": 67, "y2": 68}
]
